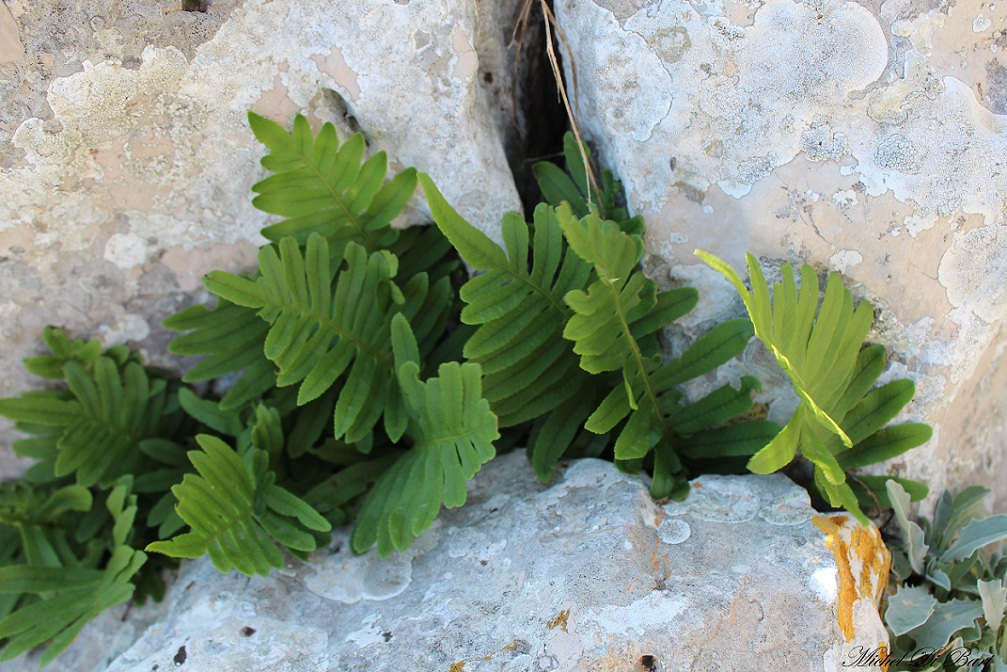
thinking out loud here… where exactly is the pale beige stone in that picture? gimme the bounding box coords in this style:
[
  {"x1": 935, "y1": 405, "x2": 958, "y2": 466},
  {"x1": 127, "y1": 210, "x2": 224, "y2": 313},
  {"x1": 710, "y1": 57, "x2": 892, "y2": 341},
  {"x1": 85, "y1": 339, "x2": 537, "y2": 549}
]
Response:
[{"x1": 555, "y1": 0, "x2": 1007, "y2": 512}]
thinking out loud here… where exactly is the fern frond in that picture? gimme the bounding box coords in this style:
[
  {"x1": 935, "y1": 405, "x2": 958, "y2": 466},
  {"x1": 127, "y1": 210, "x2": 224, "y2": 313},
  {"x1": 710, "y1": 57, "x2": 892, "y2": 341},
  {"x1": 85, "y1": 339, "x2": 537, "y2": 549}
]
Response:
[
  {"x1": 165, "y1": 112, "x2": 426, "y2": 412},
  {"x1": 0, "y1": 357, "x2": 180, "y2": 488},
  {"x1": 0, "y1": 482, "x2": 146, "y2": 666},
  {"x1": 0, "y1": 482, "x2": 93, "y2": 569},
  {"x1": 697, "y1": 250, "x2": 931, "y2": 521},
  {"x1": 351, "y1": 316, "x2": 498, "y2": 557},
  {"x1": 165, "y1": 299, "x2": 276, "y2": 411},
  {"x1": 560, "y1": 213, "x2": 761, "y2": 497},
  {"x1": 248, "y1": 112, "x2": 416, "y2": 250},
  {"x1": 145, "y1": 434, "x2": 330, "y2": 576},
  {"x1": 419, "y1": 175, "x2": 593, "y2": 427},
  {"x1": 204, "y1": 233, "x2": 414, "y2": 444}
]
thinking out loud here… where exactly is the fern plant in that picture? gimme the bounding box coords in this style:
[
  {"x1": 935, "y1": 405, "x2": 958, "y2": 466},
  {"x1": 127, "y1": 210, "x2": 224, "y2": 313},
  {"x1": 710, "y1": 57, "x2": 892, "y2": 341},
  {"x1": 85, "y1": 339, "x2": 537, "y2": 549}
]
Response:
[
  {"x1": 0, "y1": 329, "x2": 193, "y2": 664},
  {"x1": 884, "y1": 482, "x2": 1007, "y2": 671},
  {"x1": 0, "y1": 117, "x2": 941, "y2": 667},
  {"x1": 697, "y1": 251, "x2": 931, "y2": 522},
  {"x1": 422, "y1": 146, "x2": 776, "y2": 499},
  {"x1": 153, "y1": 113, "x2": 489, "y2": 560}
]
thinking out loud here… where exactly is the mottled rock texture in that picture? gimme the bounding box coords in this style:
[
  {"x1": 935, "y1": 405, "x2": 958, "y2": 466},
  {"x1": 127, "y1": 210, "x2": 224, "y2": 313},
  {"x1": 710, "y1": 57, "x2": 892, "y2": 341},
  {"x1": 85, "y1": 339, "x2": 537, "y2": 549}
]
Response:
[
  {"x1": 1, "y1": 452, "x2": 889, "y2": 672},
  {"x1": 0, "y1": 0, "x2": 521, "y2": 479},
  {"x1": 553, "y1": 0, "x2": 1007, "y2": 513}
]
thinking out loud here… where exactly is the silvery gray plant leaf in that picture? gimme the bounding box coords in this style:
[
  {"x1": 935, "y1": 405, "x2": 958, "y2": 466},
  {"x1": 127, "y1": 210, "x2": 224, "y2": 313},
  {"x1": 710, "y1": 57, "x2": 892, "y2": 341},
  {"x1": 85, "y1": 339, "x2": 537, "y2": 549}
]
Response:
[
  {"x1": 977, "y1": 578, "x2": 1007, "y2": 634},
  {"x1": 887, "y1": 480, "x2": 929, "y2": 574},
  {"x1": 885, "y1": 584, "x2": 937, "y2": 635},
  {"x1": 904, "y1": 599, "x2": 984, "y2": 651},
  {"x1": 940, "y1": 514, "x2": 1007, "y2": 564}
]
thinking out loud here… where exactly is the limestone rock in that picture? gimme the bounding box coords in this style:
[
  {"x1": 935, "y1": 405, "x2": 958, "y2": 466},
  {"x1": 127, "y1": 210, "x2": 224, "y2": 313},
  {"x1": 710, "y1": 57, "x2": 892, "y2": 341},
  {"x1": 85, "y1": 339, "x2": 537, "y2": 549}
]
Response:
[
  {"x1": 0, "y1": 0, "x2": 521, "y2": 480},
  {"x1": 553, "y1": 0, "x2": 1007, "y2": 512},
  {"x1": 4, "y1": 452, "x2": 889, "y2": 672}
]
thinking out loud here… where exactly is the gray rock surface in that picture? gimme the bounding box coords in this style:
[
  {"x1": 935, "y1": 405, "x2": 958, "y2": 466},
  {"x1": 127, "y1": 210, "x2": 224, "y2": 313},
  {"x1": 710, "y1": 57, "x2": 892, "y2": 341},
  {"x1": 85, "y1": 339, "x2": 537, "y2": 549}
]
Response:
[
  {"x1": 0, "y1": 0, "x2": 521, "y2": 480},
  {"x1": 553, "y1": 0, "x2": 1007, "y2": 512},
  {"x1": 2, "y1": 451, "x2": 889, "y2": 672}
]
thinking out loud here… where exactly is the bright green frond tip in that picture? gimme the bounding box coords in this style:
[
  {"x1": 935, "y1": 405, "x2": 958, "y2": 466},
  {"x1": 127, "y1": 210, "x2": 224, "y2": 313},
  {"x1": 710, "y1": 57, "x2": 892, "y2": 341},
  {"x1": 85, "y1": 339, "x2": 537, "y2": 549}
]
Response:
[
  {"x1": 146, "y1": 434, "x2": 330, "y2": 577},
  {"x1": 696, "y1": 250, "x2": 931, "y2": 523},
  {"x1": 247, "y1": 112, "x2": 416, "y2": 250}
]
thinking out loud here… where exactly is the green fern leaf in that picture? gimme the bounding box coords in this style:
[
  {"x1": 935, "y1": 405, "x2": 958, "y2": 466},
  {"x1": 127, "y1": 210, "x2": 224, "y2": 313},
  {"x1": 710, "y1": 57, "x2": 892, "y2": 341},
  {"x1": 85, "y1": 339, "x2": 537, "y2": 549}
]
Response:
[
  {"x1": 419, "y1": 174, "x2": 594, "y2": 427},
  {"x1": 0, "y1": 482, "x2": 94, "y2": 568},
  {"x1": 165, "y1": 300, "x2": 275, "y2": 410},
  {"x1": 204, "y1": 233, "x2": 414, "y2": 444},
  {"x1": 146, "y1": 434, "x2": 330, "y2": 576},
  {"x1": 836, "y1": 423, "x2": 933, "y2": 470},
  {"x1": 351, "y1": 316, "x2": 498, "y2": 557},
  {"x1": 22, "y1": 327, "x2": 102, "y2": 380},
  {"x1": 697, "y1": 250, "x2": 930, "y2": 523},
  {"x1": 0, "y1": 546, "x2": 145, "y2": 665},
  {"x1": 0, "y1": 358, "x2": 178, "y2": 488},
  {"x1": 0, "y1": 481, "x2": 146, "y2": 665},
  {"x1": 559, "y1": 213, "x2": 758, "y2": 497},
  {"x1": 248, "y1": 112, "x2": 416, "y2": 250}
]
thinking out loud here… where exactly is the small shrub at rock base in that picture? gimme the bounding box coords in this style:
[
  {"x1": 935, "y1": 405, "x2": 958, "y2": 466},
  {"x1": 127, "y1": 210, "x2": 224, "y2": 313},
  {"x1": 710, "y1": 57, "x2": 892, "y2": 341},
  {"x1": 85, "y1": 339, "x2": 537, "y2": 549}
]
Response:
[{"x1": 883, "y1": 481, "x2": 1007, "y2": 670}]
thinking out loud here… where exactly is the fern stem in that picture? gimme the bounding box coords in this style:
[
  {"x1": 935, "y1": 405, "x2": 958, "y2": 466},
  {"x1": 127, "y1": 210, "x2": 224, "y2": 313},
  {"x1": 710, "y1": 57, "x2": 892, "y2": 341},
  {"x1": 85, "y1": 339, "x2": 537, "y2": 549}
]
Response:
[{"x1": 605, "y1": 280, "x2": 666, "y2": 441}]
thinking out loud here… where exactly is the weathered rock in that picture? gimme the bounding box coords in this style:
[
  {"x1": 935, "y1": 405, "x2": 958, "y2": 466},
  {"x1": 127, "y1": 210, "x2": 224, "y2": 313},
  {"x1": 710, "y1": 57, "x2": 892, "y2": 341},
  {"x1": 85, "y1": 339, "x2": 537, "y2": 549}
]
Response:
[
  {"x1": 0, "y1": 0, "x2": 521, "y2": 480},
  {"x1": 553, "y1": 0, "x2": 1007, "y2": 512},
  {"x1": 4, "y1": 451, "x2": 890, "y2": 672}
]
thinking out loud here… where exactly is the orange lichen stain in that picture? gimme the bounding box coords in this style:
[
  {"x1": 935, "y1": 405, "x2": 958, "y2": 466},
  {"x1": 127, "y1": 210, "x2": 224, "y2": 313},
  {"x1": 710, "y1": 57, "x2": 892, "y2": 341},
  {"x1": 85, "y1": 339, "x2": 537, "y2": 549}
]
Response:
[
  {"x1": 547, "y1": 609, "x2": 570, "y2": 632},
  {"x1": 813, "y1": 515, "x2": 892, "y2": 643},
  {"x1": 692, "y1": 481, "x2": 703, "y2": 489},
  {"x1": 502, "y1": 640, "x2": 521, "y2": 651},
  {"x1": 448, "y1": 662, "x2": 465, "y2": 672}
]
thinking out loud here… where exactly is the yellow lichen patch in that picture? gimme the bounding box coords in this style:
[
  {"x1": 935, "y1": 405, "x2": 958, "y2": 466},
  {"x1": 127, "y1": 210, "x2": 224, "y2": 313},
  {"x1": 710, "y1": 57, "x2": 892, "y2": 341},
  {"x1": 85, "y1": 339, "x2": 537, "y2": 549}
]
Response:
[
  {"x1": 812, "y1": 515, "x2": 891, "y2": 643},
  {"x1": 878, "y1": 642, "x2": 890, "y2": 672},
  {"x1": 547, "y1": 609, "x2": 570, "y2": 632},
  {"x1": 448, "y1": 662, "x2": 465, "y2": 672}
]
